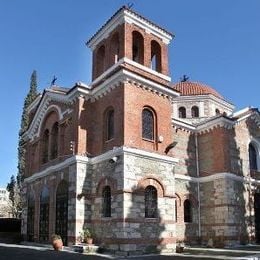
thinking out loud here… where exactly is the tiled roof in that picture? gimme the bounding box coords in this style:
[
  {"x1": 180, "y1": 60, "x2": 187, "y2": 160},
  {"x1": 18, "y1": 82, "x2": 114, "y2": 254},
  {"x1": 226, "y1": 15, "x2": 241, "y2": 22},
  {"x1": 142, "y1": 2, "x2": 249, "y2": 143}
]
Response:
[
  {"x1": 172, "y1": 81, "x2": 224, "y2": 99},
  {"x1": 86, "y1": 5, "x2": 173, "y2": 46}
]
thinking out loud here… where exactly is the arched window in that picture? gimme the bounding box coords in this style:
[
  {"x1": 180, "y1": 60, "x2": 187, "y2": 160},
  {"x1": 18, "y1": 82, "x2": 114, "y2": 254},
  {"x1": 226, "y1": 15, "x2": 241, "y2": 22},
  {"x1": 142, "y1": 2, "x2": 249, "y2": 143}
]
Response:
[
  {"x1": 102, "y1": 186, "x2": 111, "y2": 217},
  {"x1": 42, "y1": 129, "x2": 49, "y2": 163},
  {"x1": 191, "y1": 106, "x2": 199, "y2": 118},
  {"x1": 132, "y1": 31, "x2": 144, "y2": 64},
  {"x1": 50, "y1": 122, "x2": 58, "y2": 160},
  {"x1": 96, "y1": 45, "x2": 105, "y2": 77},
  {"x1": 175, "y1": 200, "x2": 178, "y2": 222},
  {"x1": 249, "y1": 143, "x2": 258, "y2": 170},
  {"x1": 145, "y1": 185, "x2": 157, "y2": 218},
  {"x1": 39, "y1": 186, "x2": 49, "y2": 242},
  {"x1": 105, "y1": 109, "x2": 114, "y2": 141},
  {"x1": 150, "y1": 40, "x2": 162, "y2": 72},
  {"x1": 142, "y1": 108, "x2": 155, "y2": 141},
  {"x1": 111, "y1": 33, "x2": 120, "y2": 63},
  {"x1": 215, "y1": 108, "x2": 220, "y2": 115},
  {"x1": 184, "y1": 199, "x2": 192, "y2": 223},
  {"x1": 56, "y1": 180, "x2": 68, "y2": 245},
  {"x1": 179, "y1": 107, "x2": 186, "y2": 119},
  {"x1": 27, "y1": 192, "x2": 35, "y2": 241}
]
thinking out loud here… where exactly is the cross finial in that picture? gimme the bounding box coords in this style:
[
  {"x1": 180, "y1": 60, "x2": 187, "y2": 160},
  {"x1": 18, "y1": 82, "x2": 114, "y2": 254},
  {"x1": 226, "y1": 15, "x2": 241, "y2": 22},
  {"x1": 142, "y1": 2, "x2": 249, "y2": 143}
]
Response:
[
  {"x1": 127, "y1": 2, "x2": 134, "y2": 9},
  {"x1": 180, "y1": 74, "x2": 189, "y2": 82},
  {"x1": 51, "y1": 75, "x2": 57, "y2": 86}
]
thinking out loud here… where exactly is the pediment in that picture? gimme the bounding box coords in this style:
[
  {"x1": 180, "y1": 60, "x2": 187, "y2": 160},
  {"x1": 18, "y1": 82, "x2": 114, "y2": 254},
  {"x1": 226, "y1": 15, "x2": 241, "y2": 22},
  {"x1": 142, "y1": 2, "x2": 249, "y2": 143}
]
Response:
[{"x1": 23, "y1": 91, "x2": 72, "y2": 141}]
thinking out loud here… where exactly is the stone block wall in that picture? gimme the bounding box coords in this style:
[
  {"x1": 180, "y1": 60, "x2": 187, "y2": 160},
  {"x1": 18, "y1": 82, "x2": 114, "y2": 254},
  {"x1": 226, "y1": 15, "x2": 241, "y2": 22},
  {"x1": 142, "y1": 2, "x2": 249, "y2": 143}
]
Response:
[
  {"x1": 200, "y1": 176, "x2": 251, "y2": 247},
  {"x1": 175, "y1": 178, "x2": 199, "y2": 244}
]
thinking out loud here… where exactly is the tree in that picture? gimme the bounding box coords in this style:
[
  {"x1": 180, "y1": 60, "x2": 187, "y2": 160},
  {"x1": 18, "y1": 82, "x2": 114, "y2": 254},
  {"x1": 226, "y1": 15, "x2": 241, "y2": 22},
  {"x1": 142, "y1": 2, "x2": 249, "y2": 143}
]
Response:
[
  {"x1": 6, "y1": 175, "x2": 22, "y2": 218},
  {"x1": 17, "y1": 70, "x2": 38, "y2": 186}
]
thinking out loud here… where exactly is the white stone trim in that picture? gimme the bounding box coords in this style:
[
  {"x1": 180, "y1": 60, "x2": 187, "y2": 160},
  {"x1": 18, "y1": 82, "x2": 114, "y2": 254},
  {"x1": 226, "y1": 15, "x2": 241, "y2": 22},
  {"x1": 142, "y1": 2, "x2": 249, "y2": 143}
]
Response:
[
  {"x1": 172, "y1": 119, "x2": 196, "y2": 131},
  {"x1": 90, "y1": 69, "x2": 179, "y2": 102},
  {"x1": 122, "y1": 69, "x2": 179, "y2": 98},
  {"x1": 175, "y1": 172, "x2": 260, "y2": 185},
  {"x1": 87, "y1": 8, "x2": 172, "y2": 49},
  {"x1": 199, "y1": 101, "x2": 204, "y2": 117},
  {"x1": 89, "y1": 58, "x2": 125, "y2": 87},
  {"x1": 122, "y1": 146, "x2": 179, "y2": 164},
  {"x1": 27, "y1": 95, "x2": 42, "y2": 113},
  {"x1": 173, "y1": 94, "x2": 234, "y2": 112},
  {"x1": 123, "y1": 57, "x2": 171, "y2": 81},
  {"x1": 196, "y1": 116, "x2": 234, "y2": 133},
  {"x1": 123, "y1": 9, "x2": 172, "y2": 44},
  {"x1": 91, "y1": 146, "x2": 179, "y2": 164},
  {"x1": 24, "y1": 155, "x2": 89, "y2": 183},
  {"x1": 36, "y1": 104, "x2": 63, "y2": 137},
  {"x1": 24, "y1": 147, "x2": 178, "y2": 183}
]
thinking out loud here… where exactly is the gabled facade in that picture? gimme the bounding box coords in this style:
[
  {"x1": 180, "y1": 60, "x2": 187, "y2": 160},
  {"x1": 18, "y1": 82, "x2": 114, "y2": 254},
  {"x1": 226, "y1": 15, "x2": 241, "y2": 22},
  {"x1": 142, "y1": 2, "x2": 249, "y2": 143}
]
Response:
[{"x1": 21, "y1": 6, "x2": 260, "y2": 255}]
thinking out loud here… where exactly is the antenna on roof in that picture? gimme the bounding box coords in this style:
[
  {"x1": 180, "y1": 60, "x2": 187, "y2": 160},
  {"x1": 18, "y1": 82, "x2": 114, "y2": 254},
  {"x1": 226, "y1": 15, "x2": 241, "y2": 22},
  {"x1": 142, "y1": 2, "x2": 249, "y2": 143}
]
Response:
[
  {"x1": 180, "y1": 74, "x2": 189, "y2": 82},
  {"x1": 127, "y1": 2, "x2": 134, "y2": 9}
]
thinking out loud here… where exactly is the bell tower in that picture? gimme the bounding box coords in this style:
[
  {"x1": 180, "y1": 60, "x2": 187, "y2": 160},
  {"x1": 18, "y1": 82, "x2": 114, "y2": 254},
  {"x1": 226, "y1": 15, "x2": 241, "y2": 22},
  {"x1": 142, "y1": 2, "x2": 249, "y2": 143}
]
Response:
[{"x1": 86, "y1": 6, "x2": 179, "y2": 155}]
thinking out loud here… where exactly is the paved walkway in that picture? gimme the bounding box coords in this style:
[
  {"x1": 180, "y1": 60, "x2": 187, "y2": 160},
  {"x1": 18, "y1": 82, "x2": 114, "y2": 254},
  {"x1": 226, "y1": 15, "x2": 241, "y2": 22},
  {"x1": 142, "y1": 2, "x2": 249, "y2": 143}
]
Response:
[{"x1": 2, "y1": 243, "x2": 260, "y2": 260}]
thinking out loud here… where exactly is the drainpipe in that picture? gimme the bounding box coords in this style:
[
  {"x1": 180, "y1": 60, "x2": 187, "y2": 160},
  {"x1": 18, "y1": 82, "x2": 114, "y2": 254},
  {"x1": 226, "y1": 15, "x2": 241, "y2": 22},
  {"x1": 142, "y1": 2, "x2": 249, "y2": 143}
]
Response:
[{"x1": 195, "y1": 133, "x2": 201, "y2": 240}]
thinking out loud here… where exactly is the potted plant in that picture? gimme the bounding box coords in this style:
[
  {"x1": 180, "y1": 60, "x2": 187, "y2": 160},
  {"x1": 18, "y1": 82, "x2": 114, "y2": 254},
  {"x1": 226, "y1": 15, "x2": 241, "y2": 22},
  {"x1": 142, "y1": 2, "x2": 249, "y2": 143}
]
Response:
[
  {"x1": 176, "y1": 240, "x2": 185, "y2": 253},
  {"x1": 80, "y1": 228, "x2": 93, "y2": 245},
  {"x1": 51, "y1": 234, "x2": 63, "y2": 251}
]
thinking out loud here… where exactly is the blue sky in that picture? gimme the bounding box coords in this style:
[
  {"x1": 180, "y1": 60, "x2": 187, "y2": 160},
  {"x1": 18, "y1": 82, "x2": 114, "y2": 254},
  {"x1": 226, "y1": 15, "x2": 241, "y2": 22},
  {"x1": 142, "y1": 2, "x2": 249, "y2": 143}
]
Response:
[{"x1": 0, "y1": 0, "x2": 259, "y2": 187}]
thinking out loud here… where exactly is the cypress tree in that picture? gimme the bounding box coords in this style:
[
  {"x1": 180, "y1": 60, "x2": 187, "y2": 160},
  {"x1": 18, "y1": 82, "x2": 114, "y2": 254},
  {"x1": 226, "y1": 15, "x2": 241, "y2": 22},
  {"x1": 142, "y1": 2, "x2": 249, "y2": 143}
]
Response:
[{"x1": 17, "y1": 70, "x2": 38, "y2": 186}]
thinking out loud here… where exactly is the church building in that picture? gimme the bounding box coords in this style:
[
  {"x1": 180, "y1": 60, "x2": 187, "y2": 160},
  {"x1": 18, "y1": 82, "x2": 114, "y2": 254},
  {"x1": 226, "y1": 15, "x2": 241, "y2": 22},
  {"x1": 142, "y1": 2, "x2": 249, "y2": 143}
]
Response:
[{"x1": 21, "y1": 6, "x2": 260, "y2": 254}]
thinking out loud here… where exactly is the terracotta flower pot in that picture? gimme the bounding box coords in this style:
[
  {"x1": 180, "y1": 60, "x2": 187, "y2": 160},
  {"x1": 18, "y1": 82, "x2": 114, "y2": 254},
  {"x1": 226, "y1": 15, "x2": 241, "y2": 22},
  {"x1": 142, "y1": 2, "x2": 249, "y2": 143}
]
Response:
[
  {"x1": 52, "y1": 239, "x2": 63, "y2": 251},
  {"x1": 86, "y1": 238, "x2": 93, "y2": 245}
]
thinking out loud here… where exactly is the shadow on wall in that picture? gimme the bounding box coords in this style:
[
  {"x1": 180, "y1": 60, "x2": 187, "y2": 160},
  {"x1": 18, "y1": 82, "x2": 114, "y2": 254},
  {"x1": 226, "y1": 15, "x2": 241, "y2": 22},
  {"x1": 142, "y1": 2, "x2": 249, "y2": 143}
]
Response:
[
  {"x1": 77, "y1": 155, "x2": 169, "y2": 256},
  {"x1": 246, "y1": 116, "x2": 260, "y2": 244},
  {"x1": 196, "y1": 124, "x2": 248, "y2": 247}
]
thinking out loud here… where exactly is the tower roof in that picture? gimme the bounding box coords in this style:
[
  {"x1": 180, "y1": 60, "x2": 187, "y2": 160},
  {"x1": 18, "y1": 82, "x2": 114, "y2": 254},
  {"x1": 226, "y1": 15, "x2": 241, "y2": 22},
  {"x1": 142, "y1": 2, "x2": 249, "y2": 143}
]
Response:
[
  {"x1": 86, "y1": 5, "x2": 173, "y2": 49},
  {"x1": 172, "y1": 81, "x2": 224, "y2": 99}
]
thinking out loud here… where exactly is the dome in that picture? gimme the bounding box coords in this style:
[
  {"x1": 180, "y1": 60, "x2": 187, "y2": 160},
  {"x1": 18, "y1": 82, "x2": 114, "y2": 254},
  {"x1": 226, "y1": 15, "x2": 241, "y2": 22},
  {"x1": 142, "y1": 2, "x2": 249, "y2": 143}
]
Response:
[{"x1": 172, "y1": 81, "x2": 224, "y2": 99}]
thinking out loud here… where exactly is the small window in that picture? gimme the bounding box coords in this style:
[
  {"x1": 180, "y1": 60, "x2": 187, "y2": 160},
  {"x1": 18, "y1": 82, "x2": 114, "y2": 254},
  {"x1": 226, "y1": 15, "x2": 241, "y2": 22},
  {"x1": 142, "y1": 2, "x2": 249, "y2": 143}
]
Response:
[
  {"x1": 142, "y1": 108, "x2": 155, "y2": 141},
  {"x1": 184, "y1": 199, "x2": 192, "y2": 223},
  {"x1": 96, "y1": 45, "x2": 105, "y2": 77},
  {"x1": 132, "y1": 31, "x2": 144, "y2": 64},
  {"x1": 50, "y1": 122, "x2": 58, "y2": 160},
  {"x1": 105, "y1": 109, "x2": 114, "y2": 141},
  {"x1": 102, "y1": 186, "x2": 111, "y2": 217},
  {"x1": 150, "y1": 40, "x2": 162, "y2": 72},
  {"x1": 249, "y1": 143, "x2": 258, "y2": 170},
  {"x1": 145, "y1": 185, "x2": 157, "y2": 218},
  {"x1": 191, "y1": 106, "x2": 199, "y2": 118},
  {"x1": 42, "y1": 129, "x2": 49, "y2": 163},
  {"x1": 111, "y1": 33, "x2": 120, "y2": 63},
  {"x1": 179, "y1": 107, "x2": 186, "y2": 118}
]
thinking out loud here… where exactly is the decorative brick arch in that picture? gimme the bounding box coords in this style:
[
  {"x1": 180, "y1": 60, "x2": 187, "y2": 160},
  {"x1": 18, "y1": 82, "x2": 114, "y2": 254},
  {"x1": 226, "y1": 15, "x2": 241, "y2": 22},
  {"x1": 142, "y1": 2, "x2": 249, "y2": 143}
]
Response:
[
  {"x1": 38, "y1": 105, "x2": 62, "y2": 136},
  {"x1": 183, "y1": 193, "x2": 198, "y2": 207},
  {"x1": 175, "y1": 192, "x2": 181, "y2": 206},
  {"x1": 137, "y1": 176, "x2": 165, "y2": 198},
  {"x1": 96, "y1": 177, "x2": 117, "y2": 196}
]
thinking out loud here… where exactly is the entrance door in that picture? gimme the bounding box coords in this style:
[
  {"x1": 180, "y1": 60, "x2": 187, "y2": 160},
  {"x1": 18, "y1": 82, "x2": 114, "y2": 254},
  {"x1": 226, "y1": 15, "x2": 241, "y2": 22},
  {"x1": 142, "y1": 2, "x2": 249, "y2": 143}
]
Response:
[
  {"x1": 39, "y1": 186, "x2": 49, "y2": 242},
  {"x1": 254, "y1": 193, "x2": 260, "y2": 243},
  {"x1": 55, "y1": 181, "x2": 68, "y2": 245},
  {"x1": 27, "y1": 206, "x2": 34, "y2": 241}
]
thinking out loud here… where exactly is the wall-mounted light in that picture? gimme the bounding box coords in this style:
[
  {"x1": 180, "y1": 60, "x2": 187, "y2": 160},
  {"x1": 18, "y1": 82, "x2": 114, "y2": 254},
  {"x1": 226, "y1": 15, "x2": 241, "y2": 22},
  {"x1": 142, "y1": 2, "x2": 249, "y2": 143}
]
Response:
[
  {"x1": 109, "y1": 156, "x2": 119, "y2": 164},
  {"x1": 158, "y1": 135, "x2": 164, "y2": 143}
]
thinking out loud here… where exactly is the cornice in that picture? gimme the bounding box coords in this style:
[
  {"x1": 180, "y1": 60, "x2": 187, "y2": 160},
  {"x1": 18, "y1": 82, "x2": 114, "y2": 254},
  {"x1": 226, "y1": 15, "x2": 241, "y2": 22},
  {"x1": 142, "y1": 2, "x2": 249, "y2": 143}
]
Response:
[
  {"x1": 173, "y1": 94, "x2": 234, "y2": 111},
  {"x1": 87, "y1": 8, "x2": 172, "y2": 50},
  {"x1": 175, "y1": 172, "x2": 260, "y2": 185},
  {"x1": 24, "y1": 146, "x2": 178, "y2": 183}
]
